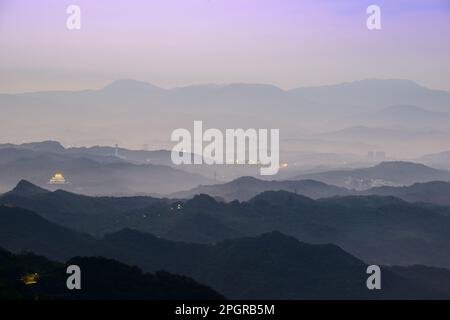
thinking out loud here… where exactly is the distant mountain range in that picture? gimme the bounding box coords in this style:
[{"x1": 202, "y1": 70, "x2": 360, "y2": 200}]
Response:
[
  {"x1": 3, "y1": 78, "x2": 450, "y2": 299},
  {"x1": 0, "y1": 140, "x2": 276, "y2": 188},
  {"x1": 171, "y1": 162, "x2": 450, "y2": 204},
  {"x1": 0, "y1": 140, "x2": 173, "y2": 165},
  {"x1": 288, "y1": 79, "x2": 450, "y2": 112},
  {"x1": 0, "y1": 142, "x2": 212, "y2": 195},
  {"x1": 363, "y1": 181, "x2": 450, "y2": 206},
  {"x1": 2, "y1": 79, "x2": 450, "y2": 157},
  {"x1": 2, "y1": 141, "x2": 449, "y2": 195},
  {"x1": 2, "y1": 182, "x2": 450, "y2": 268},
  {"x1": 170, "y1": 176, "x2": 351, "y2": 201},
  {"x1": 296, "y1": 161, "x2": 450, "y2": 190}
]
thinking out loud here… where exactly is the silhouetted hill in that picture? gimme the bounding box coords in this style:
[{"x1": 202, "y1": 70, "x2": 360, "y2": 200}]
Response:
[
  {"x1": 103, "y1": 79, "x2": 166, "y2": 94},
  {"x1": 388, "y1": 265, "x2": 450, "y2": 297},
  {"x1": 18, "y1": 141, "x2": 66, "y2": 153},
  {"x1": 152, "y1": 192, "x2": 450, "y2": 267},
  {"x1": 104, "y1": 230, "x2": 450, "y2": 299},
  {"x1": 297, "y1": 161, "x2": 450, "y2": 190},
  {"x1": 1, "y1": 203, "x2": 450, "y2": 299},
  {"x1": 171, "y1": 175, "x2": 450, "y2": 206},
  {"x1": 3, "y1": 182, "x2": 450, "y2": 268},
  {"x1": 365, "y1": 181, "x2": 450, "y2": 205},
  {"x1": 0, "y1": 248, "x2": 223, "y2": 300},
  {"x1": 10, "y1": 180, "x2": 49, "y2": 197},
  {"x1": 0, "y1": 205, "x2": 120, "y2": 261},
  {"x1": 170, "y1": 176, "x2": 350, "y2": 201},
  {"x1": 0, "y1": 181, "x2": 166, "y2": 235},
  {"x1": 0, "y1": 140, "x2": 66, "y2": 154}
]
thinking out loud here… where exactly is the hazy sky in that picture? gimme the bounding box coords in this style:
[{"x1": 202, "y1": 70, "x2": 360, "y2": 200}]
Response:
[{"x1": 1, "y1": 0, "x2": 450, "y2": 93}]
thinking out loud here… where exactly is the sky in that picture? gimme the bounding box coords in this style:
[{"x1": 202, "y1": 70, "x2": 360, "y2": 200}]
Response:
[{"x1": 1, "y1": 0, "x2": 450, "y2": 93}]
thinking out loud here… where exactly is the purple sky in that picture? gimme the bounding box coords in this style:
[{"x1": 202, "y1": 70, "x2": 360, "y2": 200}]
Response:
[{"x1": 1, "y1": 0, "x2": 450, "y2": 92}]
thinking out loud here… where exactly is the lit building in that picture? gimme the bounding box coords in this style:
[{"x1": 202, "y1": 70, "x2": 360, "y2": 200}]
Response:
[
  {"x1": 22, "y1": 273, "x2": 39, "y2": 285},
  {"x1": 49, "y1": 172, "x2": 67, "y2": 184}
]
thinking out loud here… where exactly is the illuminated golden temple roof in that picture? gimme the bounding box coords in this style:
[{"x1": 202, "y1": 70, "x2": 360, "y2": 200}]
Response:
[{"x1": 49, "y1": 172, "x2": 67, "y2": 184}]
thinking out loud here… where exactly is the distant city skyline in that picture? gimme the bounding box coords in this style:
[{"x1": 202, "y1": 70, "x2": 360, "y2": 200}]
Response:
[{"x1": 1, "y1": 0, "x2": 450, "y2": 93}]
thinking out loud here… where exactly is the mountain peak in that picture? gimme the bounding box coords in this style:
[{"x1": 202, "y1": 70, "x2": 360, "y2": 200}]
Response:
[
  {"x1": 20, "y1": 141, "x2": 65, "y2": 153},
  {"x1": 186, "y1": 194, "x2": 222, "y2": 209},
  {"x1": 374, "y1": 161, "x2": 437, "y2": 171},
  {"x1": 231, "y1": 176, "x2": 262, "y2": 185},
  {"x1": 10, "y1": 180, "x2": 49, "y2": 196},
  {"x1": 250, "y1": 190, "x2": 314, "y2": 206},
  {"x1": 103, "y1": 79, "x2": 164, "y2": 92},
  {"x1": 258, "y1": 231, "x2": 298, "y2": 243}
]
